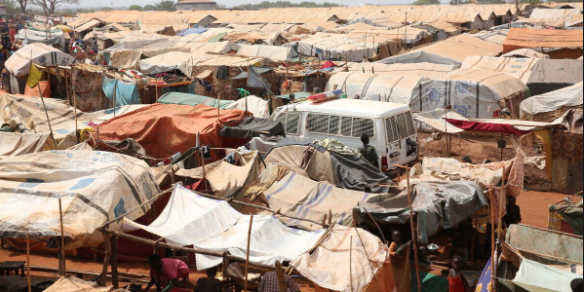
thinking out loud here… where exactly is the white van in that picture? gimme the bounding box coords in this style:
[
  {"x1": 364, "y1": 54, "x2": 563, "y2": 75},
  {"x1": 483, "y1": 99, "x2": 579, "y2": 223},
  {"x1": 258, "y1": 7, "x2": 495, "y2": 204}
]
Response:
[{"x1": 272, "y1": 99, "x2": 418, "y2": 172}]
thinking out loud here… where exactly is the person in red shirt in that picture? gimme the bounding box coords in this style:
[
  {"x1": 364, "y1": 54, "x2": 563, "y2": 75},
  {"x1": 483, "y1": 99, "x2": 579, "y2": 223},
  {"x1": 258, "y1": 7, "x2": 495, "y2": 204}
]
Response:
[
  {"x1": 449, "y1": 256, "x2": 468, "y2": 292},
  {"x1": 143, "y1": 254, "x2": 190, "y2": 292}
]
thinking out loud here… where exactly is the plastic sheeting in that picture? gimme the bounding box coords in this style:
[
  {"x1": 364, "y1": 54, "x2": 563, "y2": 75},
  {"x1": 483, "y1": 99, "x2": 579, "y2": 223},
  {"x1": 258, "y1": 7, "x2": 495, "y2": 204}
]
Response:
[
  {"x1": 503, "y1": 28, "x2": 584, "y2": 59},
  {"x1": 158, "y1": 92, "x2": 234, "y2": 109},
  {"x1": 124, "y1": 185, "x2": 324, "y2": 270},
  {"x1": 16, "y1": 29, "x2": 67, "y2": 51},
  {"x1": 93, "y1": 104, "x2": 249, "y2": 159},
  {"x1": 513, "y1": 258, "x2": 580, "y2": 292},
  {"x1": 237, "y1": 45, "x2": 297, "y2": 62},
  {"x1": 0, "y1": 132, "x2": 52, "y2": 156},
  {"x1": 44, "y1": 276, "x2": 117, "y2": 292},
  {"x1": 102, "y1": 77, "x2": 141, "y2": 106},
  {"x1": 139, "y1": 52, "x2": 194, "y2": 77},
  {"x1": 224, "y1": 95, "x2": 269, "y2": 119},
  {"x1": 219, "y1": 117, "x2": 286, "y2": 139},
  {"x1": 379, "y1": 51, "x2": 462, "y2": 66},
  {"x1": 0, "y1": 150, "x2": 160, "y2": 249},
  {"x1": 506, "y1": 225, "x2": 583, "y2": 264},
  {"x1": 5, "y1": 43, "x2": 75, "y2": 78},
  {"x1": 520, "y1": 82, "x2": 583, "y2": 117},
  {"x1": 347, "y1": 62, "x2": 456, "y2": 79}
]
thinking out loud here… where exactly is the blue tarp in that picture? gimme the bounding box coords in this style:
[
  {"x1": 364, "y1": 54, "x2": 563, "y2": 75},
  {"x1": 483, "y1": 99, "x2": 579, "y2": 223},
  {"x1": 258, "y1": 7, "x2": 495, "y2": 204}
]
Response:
[
  {"x1": 158, "y1": 92, "x2": 234, "y2": 109},
  {"x1": 176, "y1": 28, "x2": 209, "y2": 36},
  {"x1": 102, "y1": 77, "x2": 141, "y2": 106}
]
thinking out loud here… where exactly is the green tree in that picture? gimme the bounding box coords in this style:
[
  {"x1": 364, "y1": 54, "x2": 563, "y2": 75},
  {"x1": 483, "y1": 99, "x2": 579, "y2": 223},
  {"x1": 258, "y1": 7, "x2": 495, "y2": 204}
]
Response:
[
  {"x1": 413, "y1": 0, "x2": 440, "y2": 5},
  {"x1": 143, "y1": 4, "x2": 156, "y2": 10},
  {"x1": 232, "y1": 1, "x2": 341, "y2": 10},
  {"x1": 128, "y1": 4, "x2": 143, "y2": 11},
  {"x1": 0, "y1": 0, "x2": 22, "y2": 15},
  {"x1": 155, "y1": 0, "x2": 176, "y2": 11}
]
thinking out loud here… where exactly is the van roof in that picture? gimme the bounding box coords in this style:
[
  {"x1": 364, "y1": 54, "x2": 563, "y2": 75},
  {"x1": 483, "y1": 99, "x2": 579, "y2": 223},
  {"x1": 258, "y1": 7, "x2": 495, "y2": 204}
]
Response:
[{"x1": 284, "y1": 99, "x2": 411, "y2": 119}]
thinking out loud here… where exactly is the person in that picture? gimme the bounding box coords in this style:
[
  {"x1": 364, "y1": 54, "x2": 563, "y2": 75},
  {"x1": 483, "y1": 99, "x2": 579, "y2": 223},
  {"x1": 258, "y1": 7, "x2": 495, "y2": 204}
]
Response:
[
  {"x1": 194, "y1": 267, "x2": 223, "y2": 292},
  {"x1": 502, "y1": 197, "x2": 522, "y2": 228},
  {"x1": 288, "y1": 92, "x2": 296, "y2": 102},
  {"x1": 143, "y1": 254, "x2": 190, "y2": 292},
  {"x1": 389, "y1": 230, "x2": 403, "y2": 257},
  {"x1": 448, "y1": 256, "x2": 468, "y2": 292},
  {"x1": 359, "y1": 134, "x2": 380, "y2": 169},
  {"x1": 258, "y1": 261, "x2": 300, "y2": 292},
  {"x1": 571, "y1": 278, "x2": 583, "y2": 292}
]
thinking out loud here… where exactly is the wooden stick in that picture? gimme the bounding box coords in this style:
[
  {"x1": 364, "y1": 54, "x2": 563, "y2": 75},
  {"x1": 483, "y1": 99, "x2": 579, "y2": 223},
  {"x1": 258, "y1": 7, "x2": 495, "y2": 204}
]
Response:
[
  {"x1": 490, "y1": 187, "x2": 496, "y2": 292},
  {"x1": 26, "y1": 231, "x2": 32, "y2": 292},
  {"x1": 364, "y1": 209, "x2": 387, "y2": 244},
  {"x1": 244, "y1": 215, "x2": 254, "y2": 292},
  {"x1": 395, "y1": 165, "x2": 422, "y2": 292},
  {"x1": 100, "y1": 231, "x2": 112, "y2": 287},
  {"x1": 200, "y1": 147, "x2": 209, "y2": 193},
  {"x1": 39, "y1": 93, "x2": 58, "y2": 150},
  {"x1": 58, "y1": 197, "x2": 66, "y2": 276},
  {"x1": 112, "y1": 81, "x2": 117, "y2": 118},
  {"x1": 110, "y1": 235, "x2": 119, "y2": 288},
  {"x1": 349, "y1": 236, "x2": 354, "y2": 292}
]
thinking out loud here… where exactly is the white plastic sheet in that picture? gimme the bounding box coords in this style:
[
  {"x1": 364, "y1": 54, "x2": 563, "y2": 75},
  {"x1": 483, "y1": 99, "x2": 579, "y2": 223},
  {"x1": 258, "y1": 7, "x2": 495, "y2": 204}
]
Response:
[{"x1": 513, "y1": 258, "x2": 580, "y2": 292}]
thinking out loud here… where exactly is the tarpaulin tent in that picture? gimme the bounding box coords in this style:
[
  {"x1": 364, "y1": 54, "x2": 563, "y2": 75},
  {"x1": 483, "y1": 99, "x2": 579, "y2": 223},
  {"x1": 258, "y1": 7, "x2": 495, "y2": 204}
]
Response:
[
  {"x1": 512, "y1": 258, "x2": 581, "y2": 292},
  {"x1": 461, "y1": 57, "x2": 584, "y2": 96},
  {"x1": 44, "y1": 276, "x2": 119, "y2": 292},
  {"x1": 102, "y1": 76, "x2": 141, "y2": 106},
  {"x1": 237, "y1": 45, "x2": 298, "y2": 62},
  {"x1": 0, "y1": 150, "x2": 160, "y2": 249},
  {"x1": 158, "y1": 92, "x2": 235, "y2": 109},
  {"x1": 520, "y1": 82, "x2": 583, "y2": 118},
  {"x1": 379, "y1": 34, "x2": 502, "y2": 67},
  {"x1": 285, "y1": 35, "x2": 381, "y2": 62},
  {"x1": 347, "y1": 62, "x2": 457, "y2": 79},
  {"x1": 224, "y1": 95, "x2": 270, "y2": 118},
  {"x1": 16, "y1": 29, "x2": 67, "y2": 51},
  {"x1": 503, "y1": 28, "x2": 584, "y2": 59},
  {"x1": 139, "y1": 52, "x2": 194, "y2": 77},
  {"x1": 220, "y1": 116, "x2": 285, "y2": 139},
  {"x1": 0, "y1": 132, "x2": 52, "y2": 156},
  {"x1": 501, "y1": 49, "x2": 550, "y2": 59},
  {"x1": 264, "y1": 143, "x2": 393, "y2": 194},
  {"x1": 549, "y1": 196, "x2": 583, "y2": 236},
  {"x1": 359, "y1": 181, "x2": 487, "y2": 243},
  {"x1": 92, "y1": 104, "x2": 250, "y2": 159},
  {"x1": 176, "y1": 27, "x2": 209, "y2": 36}
]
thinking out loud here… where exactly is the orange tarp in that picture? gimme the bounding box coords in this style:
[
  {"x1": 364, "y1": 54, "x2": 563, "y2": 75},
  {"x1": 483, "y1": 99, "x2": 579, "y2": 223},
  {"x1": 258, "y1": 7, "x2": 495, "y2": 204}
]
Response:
[
  {"x1": 92, "y1": 104, "x2": 250, "y2": 159},
  {"x1": 503, "y1": 28, "x2": 584, "y2": 59}
]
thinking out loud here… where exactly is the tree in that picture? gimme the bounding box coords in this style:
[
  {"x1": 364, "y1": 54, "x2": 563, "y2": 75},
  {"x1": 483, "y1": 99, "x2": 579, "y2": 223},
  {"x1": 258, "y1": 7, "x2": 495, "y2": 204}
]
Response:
[
  {"x1": 413, "y1": 0, "x2": 440, "y2": 5},
  {"x1": 128, "y1": 4, "x2": 143, "y2": 11},
  {"x1": 155, "y1": 0, "x2": 176, "y2": 11},
  {"x1": 143, "y1": 4, "x2": 156, "y2": 11},
  {"x1": 15, "y1": 0, "x2": 27, "y2": 14},
  {"x1": 31, "y1": 0, "x2": 79, "y2": 16}
]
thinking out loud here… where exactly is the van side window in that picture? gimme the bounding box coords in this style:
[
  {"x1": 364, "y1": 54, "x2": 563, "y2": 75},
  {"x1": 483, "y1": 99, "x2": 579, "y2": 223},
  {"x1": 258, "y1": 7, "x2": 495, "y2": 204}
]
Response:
[
  {"x1": 385, "y1": 112, "x2": 416, "y2": 143},
  {"x1": 352, "y1": 118, "x2": 374, "y2": 138},
  {"x1": 278, "y1": 113, "x2": 301, "y2": 135},
  {"x1": 341, "y1": 117, "x2": 352, "y2": 136},
  {"x1": 307, "y1": 114, "x2": 374, "y2": 138},
  {"x1": 307, "y1": 114, "x2": 330, "y2": 133}
]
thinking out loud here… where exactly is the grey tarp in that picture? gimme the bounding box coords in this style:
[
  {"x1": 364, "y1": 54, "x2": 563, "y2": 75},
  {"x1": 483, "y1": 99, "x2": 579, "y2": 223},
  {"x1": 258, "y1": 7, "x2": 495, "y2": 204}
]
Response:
[
  {"x1": 378, "y1": 51, "x2": 462, "y2": 67},
  {"x1": 158, "y1": 92, "x2": 234, "y2": 109},
  {"x1": 506, "y1": 224, "x2": 583, "y2": 265},
  {"x1": 219, "y1": 116, "x2": 285, "y2": 139},
  {"x1": 359, "y1": 181, "x2": 487, "y2": 243}
]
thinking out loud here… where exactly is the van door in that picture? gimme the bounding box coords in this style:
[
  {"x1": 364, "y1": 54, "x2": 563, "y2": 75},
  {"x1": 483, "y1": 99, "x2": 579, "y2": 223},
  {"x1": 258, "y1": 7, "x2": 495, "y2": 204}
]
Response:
[{"x1": 384, "y1": 111, "x2": 418, "y2": 168}]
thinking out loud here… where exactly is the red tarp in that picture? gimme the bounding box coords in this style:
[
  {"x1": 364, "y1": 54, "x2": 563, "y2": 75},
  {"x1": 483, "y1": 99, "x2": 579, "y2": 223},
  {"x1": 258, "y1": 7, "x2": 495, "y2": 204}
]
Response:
[
  {"x1": 446, "y1": 119, "x2": 531, "y2": 135},
  {"x1": 92, "y1": 104, "x2": 251, "y2": 160}
]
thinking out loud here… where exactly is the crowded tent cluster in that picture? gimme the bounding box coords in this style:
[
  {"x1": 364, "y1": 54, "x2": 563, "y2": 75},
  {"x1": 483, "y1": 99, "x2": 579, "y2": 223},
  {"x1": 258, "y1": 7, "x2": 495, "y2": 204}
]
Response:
[{"x1": 0, "y1": 2, "x2": 583, "y2": 292}]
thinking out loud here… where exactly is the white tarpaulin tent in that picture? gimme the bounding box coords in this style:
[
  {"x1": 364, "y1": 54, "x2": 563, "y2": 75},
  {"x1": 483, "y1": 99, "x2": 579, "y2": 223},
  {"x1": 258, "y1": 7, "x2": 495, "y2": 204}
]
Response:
[
  {"x1": 520, "y1": 82, "x2": 583, "y2": 117},
  {"x1": 0, "y1": 150, "x2": 160, "y2": 249},
  {"x1": 16, "y1": 29, "x2": 67, "y2": 51},
  {"x1": 124, "y1": 185, "x2": 391, "y2": 292},
  {"x1": 237, "y1": 45, "x2": 297, "y2": 62},
  {"x1": 378, "y1": 50, "x2": 462, "y2": 66},
  {"x1": 6, "y1": 43, "x2": 75, "y2": 78},
  {"x1": 139, "y1": 52, "x2": 194, "y2": 77},
  {"x1": 287, "y1": 35, "x2": 380, "y2": 62},
  {"x1": 0, "y1": 132, "x2": 52, "y2": 156},
  {"x1": 513, "y1": 258, "x2": 580, "y2": 292},
  {"x1": 347, "y1": 62, "x2": 456, "y2": 79},
  {"x1": 225, "y1": 95, "x2": 270, "y2": 119}
]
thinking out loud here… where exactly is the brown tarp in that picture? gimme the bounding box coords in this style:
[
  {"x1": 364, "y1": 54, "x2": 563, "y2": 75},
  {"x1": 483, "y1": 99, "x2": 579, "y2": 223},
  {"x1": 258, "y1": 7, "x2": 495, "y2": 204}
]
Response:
[
  {"x1": 92, "y1": 104, "x2": 250, "y2": 159},
  {"x1": 503, "y1": 28, "x2": 584, "y2": 59}
]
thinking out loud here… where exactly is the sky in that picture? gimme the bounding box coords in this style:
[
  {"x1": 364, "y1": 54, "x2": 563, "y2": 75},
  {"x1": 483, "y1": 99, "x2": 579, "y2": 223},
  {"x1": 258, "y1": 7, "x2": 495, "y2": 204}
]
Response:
[{"x1": 74, "y1": 0, "x2": 416, "y2": 9}]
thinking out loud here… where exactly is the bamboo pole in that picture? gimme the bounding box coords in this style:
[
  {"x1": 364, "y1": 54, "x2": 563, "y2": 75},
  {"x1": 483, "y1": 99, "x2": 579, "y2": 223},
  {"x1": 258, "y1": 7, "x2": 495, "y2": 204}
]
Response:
[
  {"x1": 100, "y1": 232, "x2": 112, "y2": 287},
  {"x1": 395, "y1": 164, "x2": 422, "y2": 292},
  {"x1": 110, "y1": 235, "x2": 119, "y2": 288},
  {"x1": 26, "y1": 231, "x2": 32, "y2": 292},
  {"x1": 58, "y1": 197, "x2": 66, "y2": 276},
  {"x1": 244, "y1": 215, "x2": 254, "y2": 292},
  {"x1": 38, "y1": 87, "x2": 58, "y2": 150}
]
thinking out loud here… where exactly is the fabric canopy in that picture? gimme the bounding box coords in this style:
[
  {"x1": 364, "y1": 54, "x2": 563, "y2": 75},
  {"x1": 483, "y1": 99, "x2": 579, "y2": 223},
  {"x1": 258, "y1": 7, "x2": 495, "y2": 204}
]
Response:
[
  {"x1": 0, "y1": 150, "x2": 160, "y2": 249},
  {"x1": 513, "y1": 258, "x2": 580, "y2": 292},
  {"x1": 93, "y1": 104, "x2": 250, "y2": 159},
  {"x1": 220, "y1": 117, "x2": 285, "y2": 139}
]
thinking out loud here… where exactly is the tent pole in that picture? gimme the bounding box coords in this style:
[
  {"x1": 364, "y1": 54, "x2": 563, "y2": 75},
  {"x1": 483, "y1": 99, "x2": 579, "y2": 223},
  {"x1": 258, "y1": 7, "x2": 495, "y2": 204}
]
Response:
[
  {"x1": 354, "y1": 225, "x2": 382, "y2": 290},
  {"x1": 199, "y1": 146, "x2": 209, "y2": 193},
  {"x1": 58, "y1": 197, "x2": 66, "y2": 276},
  {"x1": 100, "y1": 231, "x2": 112, "y2": 287},
  {"x1": 38, "y1": 86, "x2": 58, "y2": 150},
  {"x1": 244, "y1": 215, "x2": 254, "y2": 292},
  {"x1": 112, "y1": 80, "x2": 117, "y2": 118},
  {"x1": 490, "y1": 186, "x2": 496, "y2": 292},
  {"x1": 349, "y1": 236, "x2": 354, "y2": 292},
  {"x1": 110, "y1": 235, "x2": 119, "y2": 288},
  {"x1": 72, "y1": 76, "x2": 79, "y2": 141},
  {"x1": 26, "y1": 231, "x2": 32, "y2": 292},
  {"x1": 395, "y1": 164, "x2": 422, "y2": 292}
]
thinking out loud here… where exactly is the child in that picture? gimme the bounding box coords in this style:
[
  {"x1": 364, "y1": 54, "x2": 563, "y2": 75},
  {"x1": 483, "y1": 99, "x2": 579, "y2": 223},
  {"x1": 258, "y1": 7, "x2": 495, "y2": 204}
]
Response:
[
  {"x1": 449, "y1": 256, "x2": 468, "y2": 292},
  {"x1": 194, "y1": 267, "x2": 223, "y2": 292}
]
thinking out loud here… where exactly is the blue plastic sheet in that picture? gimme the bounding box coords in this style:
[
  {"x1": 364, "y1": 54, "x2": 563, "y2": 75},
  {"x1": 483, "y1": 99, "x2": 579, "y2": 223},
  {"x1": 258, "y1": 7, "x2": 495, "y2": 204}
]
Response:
[
  {"x1": 176, "y1": 28, "x2": 209, "y2": 36},
  {"x1": 102, "y1": 77, "x2": 141, "y2": 106}
]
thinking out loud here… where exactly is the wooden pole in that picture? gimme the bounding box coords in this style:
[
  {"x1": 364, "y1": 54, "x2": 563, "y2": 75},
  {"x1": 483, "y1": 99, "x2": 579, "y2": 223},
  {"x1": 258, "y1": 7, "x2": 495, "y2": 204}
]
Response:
[
  {"x1": 200, "y1": 147, "x2": 209, "y2": 193},
  {"x1": 100, "y1": 231, "x2": 112, "y2": 287},
  {"x1": 276, "y1": 261, "x2": 287, "y2": 292},
  {"x1": 395, "y1": 164, "x2": 422, "y2": 292},
  {"x1": 489, "y1": 187, "x2": 496, "y2": 292},
  {"x1": 244, "y1": 215, "x2": 254, "y2": 292},
  {"x1": 112, "y1": 81, "x2": 117, "y2": 118},
  {"x1": 58, "y1": 197, "x2": 66, "y2": 276},
  {"x1": 354, "y1": 227, "x2": 382, "y2": 290},
  {"x1": 38, "y1": 91, "x2": 58, "y2": 150},
  {"x1": 26, "y1": 231, "x2": 32, "y2": 292},
  {"x1": 110, "y1": 235, "x2": 119, "y2": 289},
  {"x1": 349, "y1": 236, "x2": 354, "y2": 292},
  {"x1": 72, "y1": 83, "x2": 79, "y2": 141}
]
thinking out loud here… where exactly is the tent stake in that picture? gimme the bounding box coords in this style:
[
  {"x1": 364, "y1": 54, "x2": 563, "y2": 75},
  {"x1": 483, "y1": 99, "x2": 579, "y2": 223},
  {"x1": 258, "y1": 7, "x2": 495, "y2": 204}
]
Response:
[
  {"x1": 395, "y1": 164, "x2": 422, "y2": 292},
  {"x1": 244, "y1": 215, "x2": 254, "y2": 292},
  {"x1": 58, "y1": 197, "x2": 66, "y2": 276}
]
